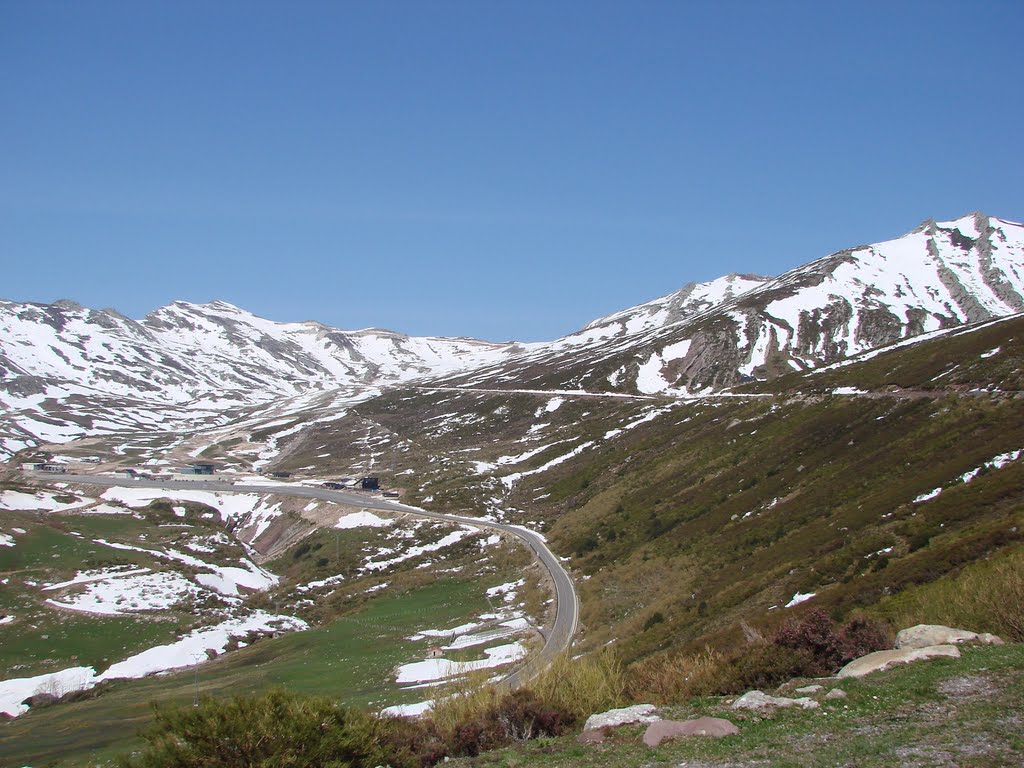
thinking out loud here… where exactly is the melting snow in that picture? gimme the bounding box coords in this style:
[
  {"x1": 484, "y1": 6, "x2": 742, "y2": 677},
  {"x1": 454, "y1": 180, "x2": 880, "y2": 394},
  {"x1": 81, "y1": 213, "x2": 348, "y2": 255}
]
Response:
[
  {"x1": 0, "y1": 490, "x2": 94, "y2": 512},
  {"x1": 785, "y1": 592, "x2": 816, "y2": 608},
  {"x1": 46, "y1": 571, "x2": 201, "y2": 615},
  {"x1": 381, "y1": 700, "x2": 433, "y2": 717},
  {"x1": 363, "y1": 528, "x2": 475, "y2": 571},
  {"x1": 335, "y1": 511, "x2": 394, "y2": 529},
  {"x1": 0, "y1": 611, "x2": 308, "y2": 717},
  {"x1": 394, "y1": 641, "x2": 526, "y2": 684}
]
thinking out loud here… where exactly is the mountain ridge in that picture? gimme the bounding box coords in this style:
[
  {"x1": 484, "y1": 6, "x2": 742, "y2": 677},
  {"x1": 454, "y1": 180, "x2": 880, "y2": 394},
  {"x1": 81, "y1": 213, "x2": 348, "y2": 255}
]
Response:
[{"x1": 2, "y1": 212, "x2": 1023, "y2": 457}]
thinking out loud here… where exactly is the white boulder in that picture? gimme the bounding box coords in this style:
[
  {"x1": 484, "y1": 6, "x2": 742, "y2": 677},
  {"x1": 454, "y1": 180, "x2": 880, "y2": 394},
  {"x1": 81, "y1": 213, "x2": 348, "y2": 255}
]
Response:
[
  {"x1": 837, "y1": 644, "x2": 960, "y2": 679},
  {"x1": 894, "y1": 624, "x2": 1004, "y2": 650},
  {"x1": 583, "y1": 703, "x2": 659, "y2": 732}
]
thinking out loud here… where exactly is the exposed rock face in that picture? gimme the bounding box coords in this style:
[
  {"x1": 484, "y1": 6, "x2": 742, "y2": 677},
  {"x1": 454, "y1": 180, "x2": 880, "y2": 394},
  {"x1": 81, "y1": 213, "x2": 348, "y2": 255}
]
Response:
[
  {"x1": 894, "y1": 624, "x2": 1004, "y2": 650},
  {"x1": 836, "y1": 644, "x2": 960, "y2": 679},
  {"x1": 642, "y1": 717, "x2": 740, "y2": 747},
  {"x1": 433, "y1": 212, "x2": 1024, "y2": 399},
  {"x1": 582, "y1": 703, "x2": 659, "y2": 732},
  {"x1": 731, "y1": 690, "x2": 819, "y2": 710}
]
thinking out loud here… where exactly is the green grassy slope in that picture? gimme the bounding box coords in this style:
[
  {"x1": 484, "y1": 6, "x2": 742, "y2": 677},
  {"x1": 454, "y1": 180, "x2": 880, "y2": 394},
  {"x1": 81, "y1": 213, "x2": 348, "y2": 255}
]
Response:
[
  {"x1": 450, "y1": 642, "x2": 1024, "y2": 768},
  {"x1": 333, "y1": 315, "x2": 1024, "y2": 669}
]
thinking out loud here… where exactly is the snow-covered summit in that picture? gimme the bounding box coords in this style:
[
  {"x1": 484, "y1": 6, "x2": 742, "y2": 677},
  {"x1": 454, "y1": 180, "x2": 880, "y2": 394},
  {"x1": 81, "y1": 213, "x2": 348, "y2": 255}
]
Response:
[
  {"x1": 2, "y1": 212, "x2": 1023, "y2": 454},
  {"x1": 431, "y1": 212, "x2": 1024, "y2": 395}
]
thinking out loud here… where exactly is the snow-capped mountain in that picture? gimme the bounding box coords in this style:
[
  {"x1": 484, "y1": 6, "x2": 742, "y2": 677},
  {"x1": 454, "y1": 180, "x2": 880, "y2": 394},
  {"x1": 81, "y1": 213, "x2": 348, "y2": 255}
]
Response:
[
  {"x1": 0, "y1": 300, "x2": 526, "y2": 455},
  {"x1": 0, "y1": 299, "x2": 524, "y2": 405},
  {"x1": 2, "y1": 211, "x2": 1023, "y2": 457},
  {"x1": 443, "y1": 212, "x2": 1024, "y2": 395}
]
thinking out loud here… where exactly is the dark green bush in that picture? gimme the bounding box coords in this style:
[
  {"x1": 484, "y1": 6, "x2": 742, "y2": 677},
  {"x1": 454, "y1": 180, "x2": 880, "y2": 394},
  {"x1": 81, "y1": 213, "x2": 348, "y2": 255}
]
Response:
[
  {"x1": 643, "y1": 611, "x2": 666, "y2": 631},
  {"x1": 117, "y1": 689, "x2": 391, "y2": 768},
  {"x1": 714, "y1": 643, "x2": 814, "y2": 693}
]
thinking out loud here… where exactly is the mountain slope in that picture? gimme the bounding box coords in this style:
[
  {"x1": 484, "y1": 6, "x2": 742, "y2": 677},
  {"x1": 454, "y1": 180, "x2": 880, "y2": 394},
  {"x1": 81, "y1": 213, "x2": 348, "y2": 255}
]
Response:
[
  {"x1": 434, "y1": 213, "x2": 1024, "y2": 396},
  {"x1": 319, "y1": 310, "x2": 1024, "y2": 667}
]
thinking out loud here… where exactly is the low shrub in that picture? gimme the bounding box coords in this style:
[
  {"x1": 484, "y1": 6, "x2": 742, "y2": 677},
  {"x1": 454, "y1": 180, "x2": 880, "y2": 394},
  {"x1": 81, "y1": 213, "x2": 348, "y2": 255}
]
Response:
[
  {"x1": 840, "y1": 612, "x2": 894, "y2": 657},
  {"x1": 378, "y1": 716, "x2": 447, "y2": 768},
  {"x1": 713, "y1": 642, "x2": 815, "y2": 694},
  {"x1": 772, "y1": 609, "x2": 846, "y2": 676},
  {"x1": 445, "y1": 689, "x2": 566, "y2": 756},
  {"x1": 117, "y1": 689, "x2": 392, "y2": 768},
  {"x1": 626, "y1": 610, "x2": 893, "y2": 699}
]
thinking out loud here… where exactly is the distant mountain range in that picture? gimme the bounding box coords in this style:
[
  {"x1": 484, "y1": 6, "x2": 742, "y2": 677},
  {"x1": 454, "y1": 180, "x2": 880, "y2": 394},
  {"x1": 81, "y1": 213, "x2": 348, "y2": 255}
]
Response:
[{"x1": 1, "y1": 211, "x2": 1022, "y2": 457}]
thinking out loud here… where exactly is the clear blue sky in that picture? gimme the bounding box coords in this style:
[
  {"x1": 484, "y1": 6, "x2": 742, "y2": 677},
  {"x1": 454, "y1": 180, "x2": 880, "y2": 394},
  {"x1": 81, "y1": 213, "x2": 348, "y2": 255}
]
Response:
[{"x1": 2, "y1": 1, "x2": 1022, "y2": 341}]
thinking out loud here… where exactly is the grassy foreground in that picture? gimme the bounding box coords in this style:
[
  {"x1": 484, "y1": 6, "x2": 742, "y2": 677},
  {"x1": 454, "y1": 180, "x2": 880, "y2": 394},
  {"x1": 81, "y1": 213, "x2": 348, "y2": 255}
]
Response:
[
  {"x1": 449, "y1": 643, "x2": 1024, "y2": 768},
  {"x1": 0, "y1": 579, "x2": 492, "y2": 767}
]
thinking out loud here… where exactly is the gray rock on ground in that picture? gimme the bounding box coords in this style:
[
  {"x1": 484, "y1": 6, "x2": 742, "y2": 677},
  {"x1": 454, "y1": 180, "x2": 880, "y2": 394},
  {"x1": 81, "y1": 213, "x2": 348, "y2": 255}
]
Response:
[
  {"x1": 824, "y1": 688, "x2": 847, "y2": 700},
  {"x1": 642, "y1": 717, "x2": 740, "y2": 747},
  {"x1": 794, "y1": 684, "x2": 824, "y2": 694},
  {"x1": 731, "y1": 690, "x2": 819, "y2": 710},
  {"x1": 577, "y1": 729, "x2": 608, "y2": 745},
  {"x1": 895, "y1": 624, "x2": 1004, "y2": 650},
  {"x1": 837, "y1": 644, "x2": 960, "y2": 679},
  {"x1": 582, "y1": 703, "x2": 659, "y2": 732}
]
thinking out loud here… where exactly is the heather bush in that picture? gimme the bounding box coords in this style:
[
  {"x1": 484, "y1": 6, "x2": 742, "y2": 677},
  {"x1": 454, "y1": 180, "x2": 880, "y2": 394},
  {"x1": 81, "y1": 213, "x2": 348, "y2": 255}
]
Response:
[
  {"x1": 378, "y1": 716, "x2": 447, "y2": 768},
  {"x1": 444, "y1": 688, "x2": 567, "y2": 756},
  {"x1": 839, "y1": 612, "x2": 893, "y2": 657},
  {"x1": 772, "y1": 609, "x2": 848, "y2": 676}
]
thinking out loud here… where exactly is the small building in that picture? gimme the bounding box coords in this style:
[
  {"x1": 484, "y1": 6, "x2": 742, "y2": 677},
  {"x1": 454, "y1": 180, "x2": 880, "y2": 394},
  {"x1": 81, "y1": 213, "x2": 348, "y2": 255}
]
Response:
[
  {"x1": 323, "y1": 481, "x2": 344, "y2": 490},
  {"x1": 426, "y1": 647, "x2": 444, "y2": 659},
  {"x1": 188, "y1": 463, "x2": 216, "y2": 475},
  {"x1": 361, "y1": 477, "x2": 379, "y2": 491},
  {"x1": 20, "y1": 462, "x2": 45, "y2": 471},
  {"x1": 39, "y1": 463, "x2": 67, "y2": 474},
  {"x1": 267, "y1": 471, "x2": 291, "y2": 478}
]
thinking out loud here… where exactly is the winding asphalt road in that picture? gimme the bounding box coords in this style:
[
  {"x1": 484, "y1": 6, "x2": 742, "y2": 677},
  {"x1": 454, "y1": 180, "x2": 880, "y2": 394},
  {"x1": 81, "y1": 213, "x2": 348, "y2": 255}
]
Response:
[{"x1": 26, "y1": 472, "x2": 578, "y2": 689}]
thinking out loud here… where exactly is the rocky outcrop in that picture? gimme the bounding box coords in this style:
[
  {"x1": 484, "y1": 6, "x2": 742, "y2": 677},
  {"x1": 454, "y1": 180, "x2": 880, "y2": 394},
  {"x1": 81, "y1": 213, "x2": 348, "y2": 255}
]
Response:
[
  {"x1": 582, "y1": 703, "x2": 659, "y2": 732},
  {"x1": 894, "y1": 624, "x2": 1004, "y2": 650},
  {"x1": 836, "y1": 644, "x2": 960, "y2": 679}
]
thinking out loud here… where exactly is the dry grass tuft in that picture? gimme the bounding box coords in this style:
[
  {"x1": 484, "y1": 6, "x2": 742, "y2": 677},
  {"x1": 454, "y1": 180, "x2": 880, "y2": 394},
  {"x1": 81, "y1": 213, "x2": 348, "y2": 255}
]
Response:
[
  {"x1": 880, "y1": 546, "x2": 1024, "y2": 641},
  {"x1": 626, "y1": 647, "x2": 726, "y2": 704}
]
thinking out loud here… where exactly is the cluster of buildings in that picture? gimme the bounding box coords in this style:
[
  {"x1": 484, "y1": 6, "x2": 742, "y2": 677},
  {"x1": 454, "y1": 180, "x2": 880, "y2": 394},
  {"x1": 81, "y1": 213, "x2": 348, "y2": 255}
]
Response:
[{"x1": 20, "y1": 457, "x2": 397, "y2": 496}]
